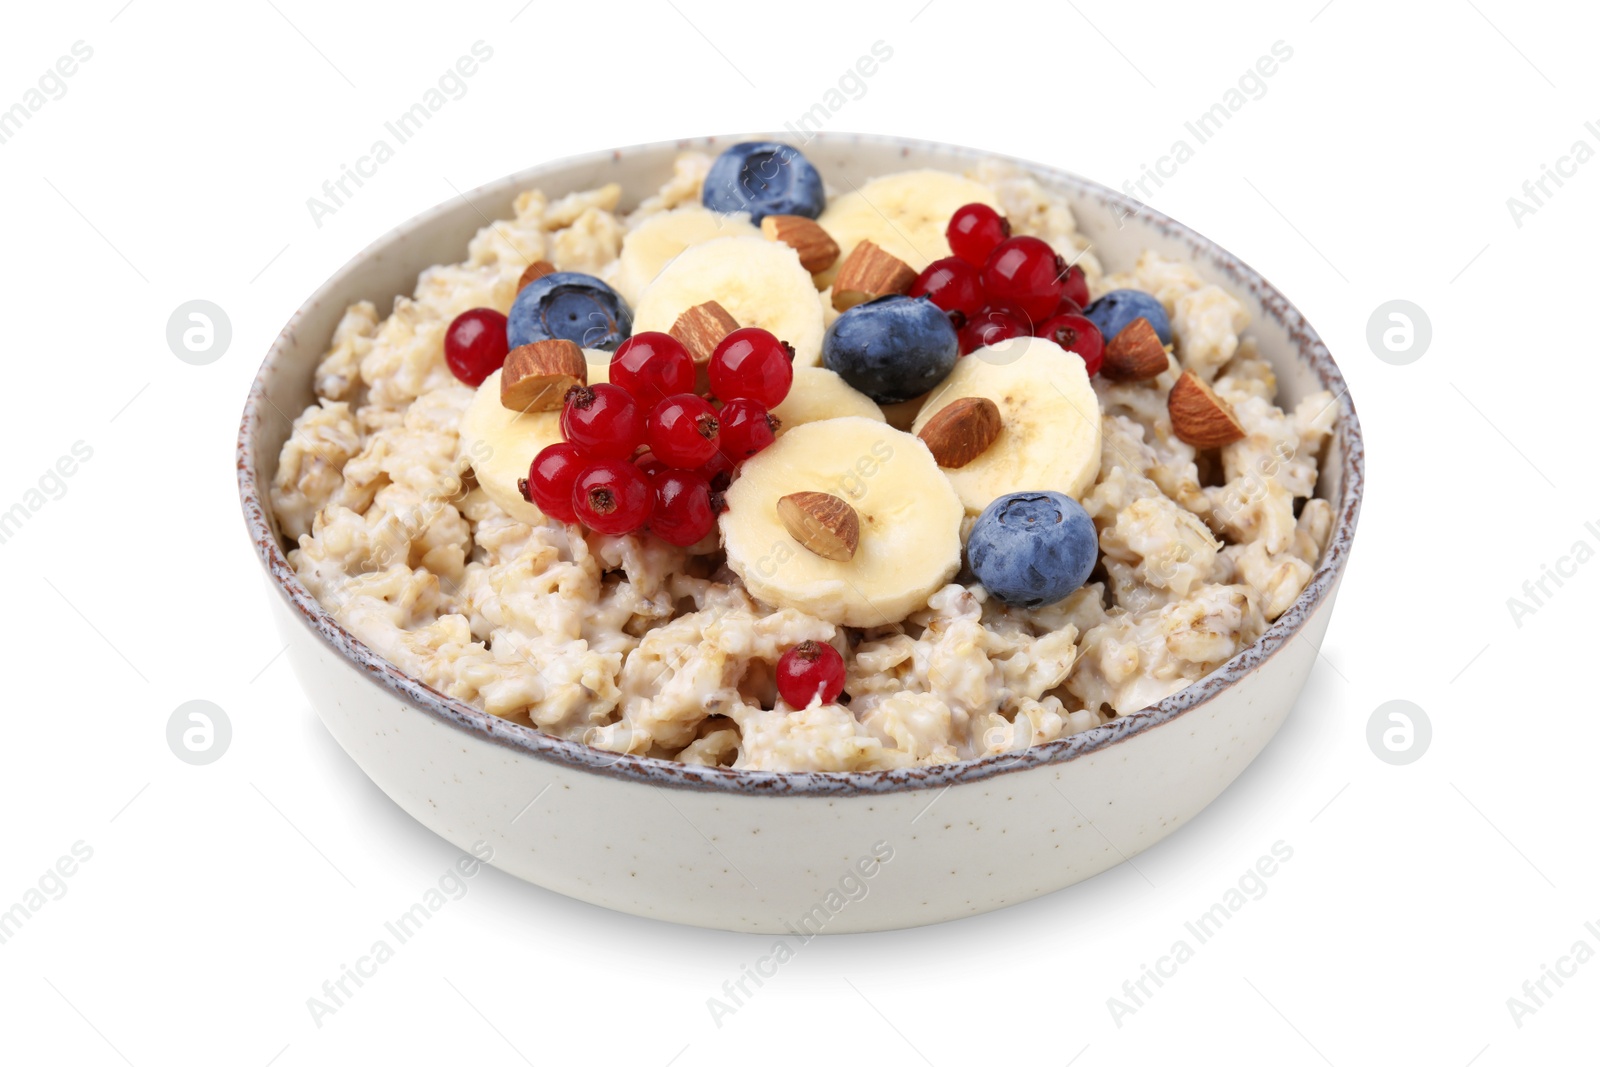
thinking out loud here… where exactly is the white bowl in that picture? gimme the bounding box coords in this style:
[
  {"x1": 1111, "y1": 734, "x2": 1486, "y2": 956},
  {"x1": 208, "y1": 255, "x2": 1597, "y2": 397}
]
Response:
[{"x1": 238, "y1": 133, "x2": 1363, "y2": 933}]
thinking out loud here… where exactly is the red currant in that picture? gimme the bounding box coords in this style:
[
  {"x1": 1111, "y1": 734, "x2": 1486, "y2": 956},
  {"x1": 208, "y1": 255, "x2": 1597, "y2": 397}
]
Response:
[
  {"x1": 609, "y1": 332, "x2": 695, "y2": 405},
  {"x1": 909, "y1": 256, "x2": 984, "y2": 326},
  {"x1": 708, "y1": 327, "x2": 793, "y2": 406},
  {"x1": 648, "y1": 469, "x2": 716, "y2": 547},
  {"x1": 646, "y1": 393, "x2": 721, "y2": 469},
  {"x1": 776, "y1": 640, "x2": 846, "y2": 707},
  {"x1": 560, "y1": 383, "x2": 643, "y2": 460},
  {"x1": 635, "y1": 450, "x2": 670, "y2": 480},
  {"x1": 1035, "y1": 312, "x2": 1104, "y2": 376},
  {"x1": 444, "y1": 308, "x2": 510, "y2": 386},
  {"x1": 980, "y1": 236, "x2": 1066, "y2": 321},
  {"x1": 958, "y1": 305, "x2": 1031, "y2": 356},
  {"x1": 520, "y1": 442, "x2": 585, "y2": 523},
  {"x1": 947, "y1": 203, "x2": 1011, "y2": 268},
  {"x1": 1060, "y1": 263, "x2": 1090, "y2": 309},
  {"x1": 713, "y1": 397, "x2": 779, "y2": 468},
  {"x1": 571, "y1": 459, "x2": 652, "y2": 535}
]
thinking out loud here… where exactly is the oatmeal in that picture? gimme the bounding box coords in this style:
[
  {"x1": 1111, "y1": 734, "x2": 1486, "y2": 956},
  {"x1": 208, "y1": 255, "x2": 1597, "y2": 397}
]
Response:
[{"x1": 270, "y1": 141, "x2": 1334, "y2": 773}]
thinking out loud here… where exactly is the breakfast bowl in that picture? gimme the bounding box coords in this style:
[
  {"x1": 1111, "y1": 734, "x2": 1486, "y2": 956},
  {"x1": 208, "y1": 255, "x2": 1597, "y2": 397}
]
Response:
[{"x1": 238, "y1": 132, "x2": 1362, "y2": 933}]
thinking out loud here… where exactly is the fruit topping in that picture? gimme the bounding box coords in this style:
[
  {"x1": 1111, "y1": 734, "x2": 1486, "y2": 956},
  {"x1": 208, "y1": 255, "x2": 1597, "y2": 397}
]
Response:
[
  {"x1": 500, "y1": 339, "x2": 587, "y2": 413},
  {"x1": 1081, "y1": 288, "x2": 1172, "y2": 347},
  {"x1": 702, "y1": 141, "x2": 825, "y2": 223},
  {"x1": 957, "y1": 304, "x2": 1030, "y2": 356},
  {"x1": 507, "y1": 271, "x2": 632, "y2": 351},
  {"x1": 708, "y1": 327, "x2": 794, "y2": 407},
  {"x1": 822, "y1": 294, "x2": 959, "y2": 405},
  {"x1": 668, "y1": 300, "x2": 741, "y2": 390},
  {"x1": 910, "y1": 256, "x2": 984, "y2": 327},
  {"x1": 776, "y1": 640, "x2": 846, "y2": 708},
  {"x1": 967, "y1": 491, "x2": 1098, "y2": 608},
  {"x1": 979, "y1": 235, "x2": 1067, "y2": 321},
  {"x1": 1033, "y1": 312, "x2": 1104, "y2": 376},
  {"x1": 946, "y1": 202, "x2": 1011, "y2": 268},
  {"x1": 712, "y1": 396, "x2": 779, "y2": 468},
  {"x1": 519, "y1": 442, "x2": 586, "y2": 524},
  {"x1": 444, "y1": 307, "x2": 510, "y2": 386},
  {"x1": 646, "y1": 393, "x2": 721, "y2": 469},
  {"x1": 559, "y1": 383, "x2": 644, "y2": 460},
  {"x1": 648, "y1": 469, "x2": 717, "y2": 547},
  {"x1": 609, "y1": 331, "x2": 696, "y2": 405},
  {"x1": 571, "y1": 459, "x2": 653, "y2": 535}
]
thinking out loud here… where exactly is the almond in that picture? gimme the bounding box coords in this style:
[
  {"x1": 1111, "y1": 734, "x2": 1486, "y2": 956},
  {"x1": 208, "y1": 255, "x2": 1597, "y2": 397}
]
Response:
[
  {"x1": 777, "y1": 491, "x2": 860, "y2": 562},
  {"x1": 1100, "y1": 317, "x2": 1169, "y2": 381},
  {"x1": 516, "y1": 260, "x2": 557, "y2": 292},
  {"x1": 500, "y1": 339, "x2": 587, "y2": 413},
  {"x1": 916, "y1": 396, "x2": 1003, "y2": 469},
  {"x1": 761, "y1": 215, "x2": 840, "y2": 274},
  {"x1": 670, "y1": 300, "x2": 741, "y2": 392},
  {"x1": 1168, "y1": 370, "x2": 1246, "y2": 448},
  {"x1": 831, "y1": 241, "x2": 917, "y2": 311}
]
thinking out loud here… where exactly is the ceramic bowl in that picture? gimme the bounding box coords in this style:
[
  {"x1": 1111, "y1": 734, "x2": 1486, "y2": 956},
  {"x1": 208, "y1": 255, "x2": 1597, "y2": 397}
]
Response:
[{"x1": 238, "y1": 132, "x2": 1362, "y2": 933}]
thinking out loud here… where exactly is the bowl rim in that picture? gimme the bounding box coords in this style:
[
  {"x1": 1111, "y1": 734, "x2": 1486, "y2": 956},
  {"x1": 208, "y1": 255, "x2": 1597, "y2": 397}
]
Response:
[{"x1": 238, "y1": 130, "x2": 1363, "y2": 797}]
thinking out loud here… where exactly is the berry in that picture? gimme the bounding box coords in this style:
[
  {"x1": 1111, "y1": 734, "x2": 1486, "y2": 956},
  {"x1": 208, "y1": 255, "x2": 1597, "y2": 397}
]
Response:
[
  {"x1": 635, "y1": 450, "x2": 670, "y2": 480},
  {"x1": 713, "y1": 397, "x2": 778, "y2": 468},
  {"x1": 980, "y1": 236, "x2": 1066, "y2": 321},
  {"x1": 1034, "y1": 312, "x2": 1104, "y2": 376},
  {"x1": 822, "y1": 295, "x2": 959, "y2": 405},
  {"x1": 610, "y1": 332, "x2": 695, "y2": 405},
  {"x1": 702, "y1": 141, "x2": 825, "y2": 223},
  {"x1": 909, "y1": 256, "x2": 984, "y2": 326},
  {"x1": 776, "y1": 640, "x2": 846, "y2": 707},
  {"x1": 648, "y1": 469, "x2": 716, "y2": 547},
  {"x1": 958, "y1": 305, "x2": 1031, "y2": 356},
  {"x1": 968, "y1": 491, "x2": 1099, "y2": 608},
  {"x1": 646, "y1": 393, "x2": 721, "y2": 468},
  {"x1": 571, "y1": 459, "x2": 652, "y2": 535},
  {"x1": 1061, "y1": 263, "x2": 1090, "y2": 310},
  {"x1": 1081, "y1": 289, "x2": 1172, "y2": 346},
  {"x1": 508, "y1": 271, "x2": 632, "y2": 351},
  {"x1": 520, "y1": 442, "x2": 585, "y2": 523},
  {"x1": 560, "y1": 383, "x2": 644, "y2": 460},
  {"x1": 708, "y1": 327, "x2": 794, "y2": 406},
  {"x1": 443, "y1": 308, "x2": 510, "y2": 386},
  {"x1": 947, "y1": 203, "x2": 1010, "y2": 268}
]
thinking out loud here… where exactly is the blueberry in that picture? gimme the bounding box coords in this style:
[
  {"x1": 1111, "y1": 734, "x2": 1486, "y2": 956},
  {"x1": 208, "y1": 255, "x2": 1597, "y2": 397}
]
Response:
[
  {"x1": 968, "y1": 491, "x2": 1098, "y2": 609},
  {"x1": 1081, "y1": 289, "x2": 1171, "y2": 346},
  {"x1": 507, "y1": 272, "x2": 632, "y2": 352},
  {"x1": 822, "y1": 295, "x2": 959, "y2": 405},
  {"x1": 702, "y1": 141, "x2": 825, "y2": 224}
]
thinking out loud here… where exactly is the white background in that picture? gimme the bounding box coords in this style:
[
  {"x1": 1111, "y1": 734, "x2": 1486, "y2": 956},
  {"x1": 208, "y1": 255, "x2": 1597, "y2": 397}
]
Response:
[{"x1": 1, "y1": 1, "x2": 1594, "y2": 1063}]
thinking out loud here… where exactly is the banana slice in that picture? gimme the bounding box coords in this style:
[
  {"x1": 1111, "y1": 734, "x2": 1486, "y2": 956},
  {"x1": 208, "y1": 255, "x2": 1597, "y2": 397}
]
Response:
[
  {"x1": 815, "y1": 170, "x2": 1000, "y2": 289},
  {"x1": 631, "y1": 236, "x2": 826, "y2": 366},
  {"x1": 911, "y1": 337, "x2": 1102, "y2": 515},
  {"x1": 610, "y1": 206, "x2": 760, "y2": 306},
  {"x1": 457, "y1": 356, "x2": 610, "y2": 524},
  {"x1": 771, "y1": 367, "x2": 884, "y2": 437},
  {"x1": 721, "y1": 417, "x2": 962, "y2": 627}
]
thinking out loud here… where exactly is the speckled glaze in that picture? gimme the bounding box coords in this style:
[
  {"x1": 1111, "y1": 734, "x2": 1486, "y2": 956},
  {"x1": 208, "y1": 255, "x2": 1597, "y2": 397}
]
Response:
[{"x1": 239, "y1": 133, "x2": 1362, "y2": 932}]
